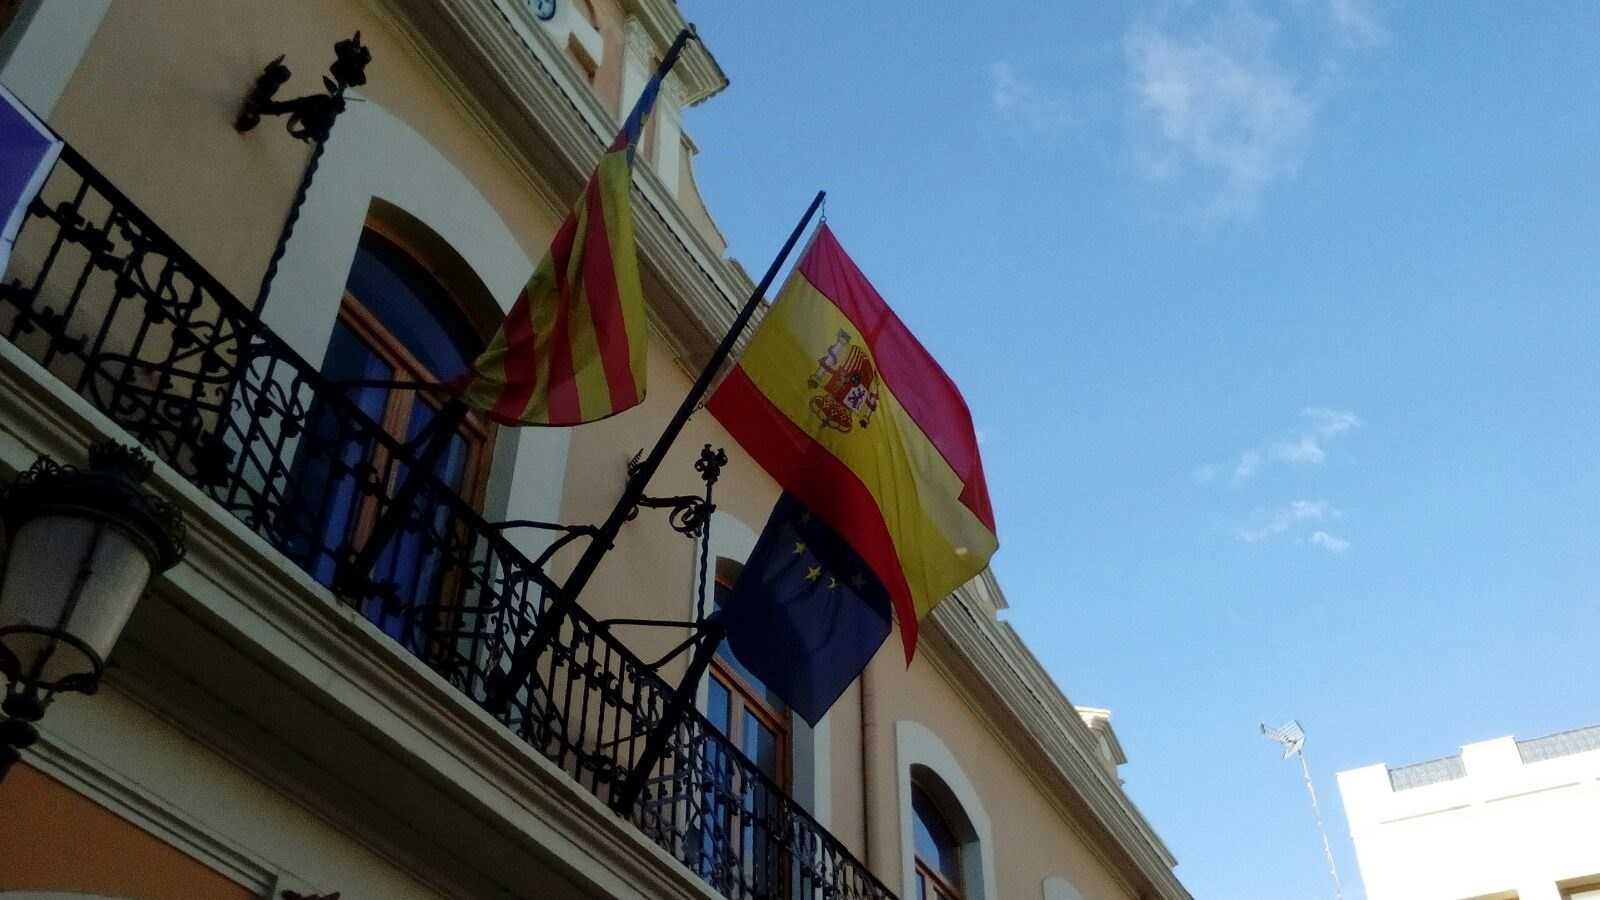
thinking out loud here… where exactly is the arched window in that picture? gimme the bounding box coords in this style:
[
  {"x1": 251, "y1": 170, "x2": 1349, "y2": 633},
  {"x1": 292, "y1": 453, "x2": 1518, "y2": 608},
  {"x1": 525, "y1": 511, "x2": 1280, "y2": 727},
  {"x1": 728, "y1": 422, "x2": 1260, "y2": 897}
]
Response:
[
  {"x1": 913, "y1": 783, "x2": 965, "y2": 900},
  {"x1": 897, "y1": 734, "x2": 994, "y2": 900},
  {"x1": 283, "y1": 223, "x2": 494, "y2": 654}
]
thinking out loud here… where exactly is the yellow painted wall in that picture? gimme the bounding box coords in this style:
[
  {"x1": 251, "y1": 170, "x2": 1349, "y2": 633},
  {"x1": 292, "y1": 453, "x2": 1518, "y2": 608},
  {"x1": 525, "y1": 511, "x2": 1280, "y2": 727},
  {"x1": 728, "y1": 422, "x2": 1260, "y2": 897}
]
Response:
[{"x1": 44, "y1": 0, "x2": 559, "y2": 307}]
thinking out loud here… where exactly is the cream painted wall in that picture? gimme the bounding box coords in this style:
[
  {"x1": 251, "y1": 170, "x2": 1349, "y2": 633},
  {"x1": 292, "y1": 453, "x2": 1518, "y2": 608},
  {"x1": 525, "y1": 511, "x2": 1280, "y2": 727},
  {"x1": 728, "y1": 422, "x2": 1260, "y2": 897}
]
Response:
[
  {"x1": 0, "y1": 0, "x2": 110, "y2": 116},
  {"x1": 28, "y1": 686, "x2": 445, "y2": 900},
  {"x1": 40, "y1": 0, "x2": 559, "y2": 306},
  {"x1": 1339, "y1": 736, "x2": 1600, "y2": 900},
  {"x1": 1045, "y1": 875, "x2": 1089, "y2": 900},
  {"x1": 863, "y1": 642, "x2": 1142, "y2": 900}
]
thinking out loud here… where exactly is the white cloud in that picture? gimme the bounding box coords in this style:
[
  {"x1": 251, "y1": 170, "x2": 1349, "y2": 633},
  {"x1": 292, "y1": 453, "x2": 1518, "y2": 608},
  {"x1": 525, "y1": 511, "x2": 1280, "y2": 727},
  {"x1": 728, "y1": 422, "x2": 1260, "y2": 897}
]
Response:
[
  {"x1": 1206, "y1": 406, "x2": 1361, "y2": 482},
  {"x1": 1328, "y1": 0, "x2": 1389, "y2": 48},
  {"x1": 1272, "y1": 434, "x2": 1326, "y2": 465},
  {"x1": 1233, "y1": 450, "x2": 1263, "y2": 483},
  {"x1": 1302, "y1": 406, "x2": 1361, "y2": 437},
  {"x1": 1124, "y1": 7, "x2": 1315, "y2": 215},
  {"x1": 1309, "y1": 530, "x2": 1351, "y2": 554},
  {"x1": 988, "y1": 61, "x2": 1070, "y2": 135},
  {"x1": 1235, "y1": 499, "x2": 1336, "y2": 543}
]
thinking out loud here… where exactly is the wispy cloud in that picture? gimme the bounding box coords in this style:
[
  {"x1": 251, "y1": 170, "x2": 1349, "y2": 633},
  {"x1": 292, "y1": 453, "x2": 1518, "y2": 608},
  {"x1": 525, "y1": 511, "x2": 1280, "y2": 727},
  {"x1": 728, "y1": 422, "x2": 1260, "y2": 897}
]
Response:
[
  {"x1": 1328, "y1": 0, "x2": 1389, "y2": 48},
  {"x1": 1219, "y1": 407, "x2": 1361, "y2": 483},
  {"x1": 1124, "y1": 7, "x2": 1314, "y2": 216},
  {"x1": 1233, "y1": 450, "x2": 1263, "y2": 483},
  {"x1": 1303, "y1": 406, "x2": 1361, "y2": 437},
  {"x1": 1272, "y1": 435, "x2": 1325, "y2": 465},
  {"x1": 988, "y1": 61, "x2": 1070, "y2": 136},
  {"x1": 1309, "y1": 529, "x2": 1351, "y2": 554},
  {"x1": 1235, "y1": 499, "x2": 1336, "y2": 543},
  {"x1": 1123, "y1": 2, "x2": 1388, "y2": 218}
]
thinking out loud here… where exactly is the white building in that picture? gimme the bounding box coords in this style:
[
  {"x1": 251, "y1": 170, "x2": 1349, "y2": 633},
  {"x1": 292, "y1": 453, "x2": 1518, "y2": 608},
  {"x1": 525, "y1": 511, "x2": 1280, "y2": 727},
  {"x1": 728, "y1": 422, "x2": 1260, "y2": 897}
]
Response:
[{"x1": 1337, "y1": 724, "x2": 1600, "y2": 900}]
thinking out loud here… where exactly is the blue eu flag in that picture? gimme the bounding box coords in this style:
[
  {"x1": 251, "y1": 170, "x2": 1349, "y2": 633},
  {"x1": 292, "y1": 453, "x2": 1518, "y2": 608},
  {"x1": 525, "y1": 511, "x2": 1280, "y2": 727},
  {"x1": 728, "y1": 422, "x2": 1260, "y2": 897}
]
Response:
[{"x1": 716, "y1": 492, "x2": 893, "y2": 725}]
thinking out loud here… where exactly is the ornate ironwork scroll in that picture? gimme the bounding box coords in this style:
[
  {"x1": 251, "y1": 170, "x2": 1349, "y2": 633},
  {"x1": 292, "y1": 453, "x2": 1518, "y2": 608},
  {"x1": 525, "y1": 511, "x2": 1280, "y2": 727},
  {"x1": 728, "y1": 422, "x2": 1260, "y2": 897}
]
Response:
[{"x1": 0, "y1": 143, "x2": 894, "y2": 900}]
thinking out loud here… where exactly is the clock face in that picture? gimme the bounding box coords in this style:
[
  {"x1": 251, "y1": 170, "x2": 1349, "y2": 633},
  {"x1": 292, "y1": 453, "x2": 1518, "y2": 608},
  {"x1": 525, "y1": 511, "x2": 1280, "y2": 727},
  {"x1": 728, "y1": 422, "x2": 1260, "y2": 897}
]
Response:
[{"x1": 531, "y1": 0, "x2": 556, "y2": 20}]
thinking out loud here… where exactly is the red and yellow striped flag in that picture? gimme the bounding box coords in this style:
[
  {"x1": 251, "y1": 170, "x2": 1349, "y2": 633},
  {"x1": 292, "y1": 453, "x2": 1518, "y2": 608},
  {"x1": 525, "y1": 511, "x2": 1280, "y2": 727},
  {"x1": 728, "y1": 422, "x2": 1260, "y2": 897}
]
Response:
[
  {"x1": 461, "y1": 32, "x2": 692, "y2": 426},
  {"x1": 708, "y1": 225, "x2": 998, "y2": 661},
  {"x1": 459, "y1": 150, "x2": 646, "y2": 425}
]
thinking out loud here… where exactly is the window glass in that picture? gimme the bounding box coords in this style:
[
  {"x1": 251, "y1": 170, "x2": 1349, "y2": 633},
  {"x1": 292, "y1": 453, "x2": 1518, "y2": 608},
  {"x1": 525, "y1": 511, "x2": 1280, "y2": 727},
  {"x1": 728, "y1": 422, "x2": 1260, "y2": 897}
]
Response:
[
  {"x1": 913, "y1": 785, "x2": 963, "y2": 886},
  {"x1": 712, "y1": 576, "x2": 789, "y2": 714},
  {"x1": 344, "y1": 233, "x2": 481, "y2": 378},
  {"x1": 706, "y1": 677, "x2": 732, "y2": 735},
  {"x1": 742, "y1": 711, "x2": 781, "y2": 780}
]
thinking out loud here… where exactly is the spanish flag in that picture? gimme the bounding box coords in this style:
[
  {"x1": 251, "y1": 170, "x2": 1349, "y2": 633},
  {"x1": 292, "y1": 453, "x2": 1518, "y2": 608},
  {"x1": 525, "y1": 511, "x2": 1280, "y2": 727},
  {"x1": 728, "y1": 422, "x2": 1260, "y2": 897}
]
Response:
[
  {"x1": 460, "y1": 32, "x2": 693, "y2": 426},
  {"x1": 708, "y1": 225, "x2": 998, "y2": 661}
]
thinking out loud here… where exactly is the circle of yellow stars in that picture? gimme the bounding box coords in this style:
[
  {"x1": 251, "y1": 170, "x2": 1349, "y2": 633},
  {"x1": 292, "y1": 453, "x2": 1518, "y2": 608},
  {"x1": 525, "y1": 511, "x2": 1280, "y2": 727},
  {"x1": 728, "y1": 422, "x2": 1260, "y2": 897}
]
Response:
[{"x1": 792, "y1": 538, "x2": 869, "y2": 591}]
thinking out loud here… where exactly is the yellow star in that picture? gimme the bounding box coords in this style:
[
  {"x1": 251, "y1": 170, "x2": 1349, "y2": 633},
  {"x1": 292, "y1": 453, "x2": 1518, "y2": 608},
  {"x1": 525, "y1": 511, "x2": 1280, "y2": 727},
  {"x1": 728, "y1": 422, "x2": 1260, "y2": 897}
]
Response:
[
  {"x1": 849, "y1": 572, "x2": 867, "y2": 590},
  {"x1": 792, "y1": 541, "x2": 807, "y2": 556},
  {"x1": 805, "y1": 565, "x2": 823, "y2": 582}
]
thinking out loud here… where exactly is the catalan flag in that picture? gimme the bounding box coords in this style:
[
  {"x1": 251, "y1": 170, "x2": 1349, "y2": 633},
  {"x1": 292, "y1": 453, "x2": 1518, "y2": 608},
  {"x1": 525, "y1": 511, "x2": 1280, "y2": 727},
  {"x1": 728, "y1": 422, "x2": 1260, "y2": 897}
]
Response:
[
  {"x1": 708, "y1": 225, "x2": 998, "y2": 663},
  {"x1": 459, "y1": 31, "x2": 693, "y2": 426}
]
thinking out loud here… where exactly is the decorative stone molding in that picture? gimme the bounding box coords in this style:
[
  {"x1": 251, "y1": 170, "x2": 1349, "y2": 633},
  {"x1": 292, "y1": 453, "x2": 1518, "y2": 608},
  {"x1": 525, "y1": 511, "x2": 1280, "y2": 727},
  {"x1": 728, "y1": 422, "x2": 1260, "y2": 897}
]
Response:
[{"x1": 922, "y1": 591, "x2": 1189, "y2": 899}]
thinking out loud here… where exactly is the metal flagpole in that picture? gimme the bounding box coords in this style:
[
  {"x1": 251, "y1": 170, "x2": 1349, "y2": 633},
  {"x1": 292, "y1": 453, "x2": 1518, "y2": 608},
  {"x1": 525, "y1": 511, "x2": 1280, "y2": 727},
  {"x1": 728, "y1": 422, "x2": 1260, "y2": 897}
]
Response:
[
  {"x1": 1298, "y1": 748, "x2": 1345, "y2": 900},
  {"x1": 1262, "y1": 720, "x2": 1345, "y2": 900},
  {"x1": 487, "y1": 190, "x2": 826, "y2": 722}
]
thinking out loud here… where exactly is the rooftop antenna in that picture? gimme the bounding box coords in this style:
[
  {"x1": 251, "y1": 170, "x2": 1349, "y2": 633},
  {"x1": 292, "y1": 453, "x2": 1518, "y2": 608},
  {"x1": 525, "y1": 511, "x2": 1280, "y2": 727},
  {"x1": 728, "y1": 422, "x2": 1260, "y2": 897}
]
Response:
[{"x1": 1262, "y1": 720, "x2": 1344, "y2": 900}]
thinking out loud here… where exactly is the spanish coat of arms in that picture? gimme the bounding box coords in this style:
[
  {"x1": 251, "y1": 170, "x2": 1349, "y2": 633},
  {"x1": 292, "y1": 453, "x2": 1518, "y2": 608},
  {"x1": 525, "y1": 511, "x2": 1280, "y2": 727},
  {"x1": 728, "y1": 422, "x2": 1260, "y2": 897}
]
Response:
[{"x1": 808, "y1": 329, "x2": 879, "y2": 433}]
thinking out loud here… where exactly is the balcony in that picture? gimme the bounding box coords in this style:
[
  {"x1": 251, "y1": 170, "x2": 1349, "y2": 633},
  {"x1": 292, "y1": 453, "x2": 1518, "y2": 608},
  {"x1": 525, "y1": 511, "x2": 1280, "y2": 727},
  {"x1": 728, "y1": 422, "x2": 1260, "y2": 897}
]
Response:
[{"x1": 0, "y1": 142, "x2": 892, "y2": 900}]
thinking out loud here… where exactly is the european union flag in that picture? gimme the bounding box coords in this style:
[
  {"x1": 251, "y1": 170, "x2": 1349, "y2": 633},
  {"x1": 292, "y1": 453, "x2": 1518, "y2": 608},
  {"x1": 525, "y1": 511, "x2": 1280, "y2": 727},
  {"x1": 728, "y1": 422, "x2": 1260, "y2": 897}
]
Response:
[{"x1": 717, "y1": 492, "x2": 893, "y2": 726}]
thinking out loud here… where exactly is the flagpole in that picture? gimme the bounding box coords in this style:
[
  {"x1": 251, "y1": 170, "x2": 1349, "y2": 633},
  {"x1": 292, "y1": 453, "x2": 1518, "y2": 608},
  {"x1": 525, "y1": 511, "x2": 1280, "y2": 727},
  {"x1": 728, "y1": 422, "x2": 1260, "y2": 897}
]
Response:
[
  {"x1": 343, "y1": 28, "x2": 698, "y2": 607},
  {"x1": 489, "y1": 190, "x2": 825, "y2": 713}
]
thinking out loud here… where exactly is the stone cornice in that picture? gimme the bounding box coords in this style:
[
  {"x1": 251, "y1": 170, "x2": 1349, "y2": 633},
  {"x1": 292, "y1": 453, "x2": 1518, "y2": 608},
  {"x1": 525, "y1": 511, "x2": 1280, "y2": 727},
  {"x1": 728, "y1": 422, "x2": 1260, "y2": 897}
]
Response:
[
  {"x1": 620, "y1": 0, "x2": 728, "y2": 105},
  {"x1": 923, "y1": 588, "x2": 1191, "y2": 899},
  {"x1": 369, "y1": 0, "x2": 750, "y2": 368}
]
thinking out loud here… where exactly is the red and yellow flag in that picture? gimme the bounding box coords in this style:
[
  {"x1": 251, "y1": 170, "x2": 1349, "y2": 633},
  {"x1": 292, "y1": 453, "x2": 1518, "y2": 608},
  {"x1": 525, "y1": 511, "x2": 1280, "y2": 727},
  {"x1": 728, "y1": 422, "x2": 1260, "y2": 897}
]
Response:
[
  {"x1": 459, "y1": 150, "x2": 646, "y2": 425},
  {"x1": 460, "y1": 31, "x2": 693, "y2": 426},
  {"x1": 708, "y1": 225, "x2": 998, "y2": 660}
]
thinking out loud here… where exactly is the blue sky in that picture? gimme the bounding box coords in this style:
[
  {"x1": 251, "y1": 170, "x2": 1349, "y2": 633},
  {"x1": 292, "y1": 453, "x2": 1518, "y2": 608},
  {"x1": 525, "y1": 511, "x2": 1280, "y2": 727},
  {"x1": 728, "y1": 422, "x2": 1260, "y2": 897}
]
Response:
[{"x1": 680, "y1": 3, "x2": 1600, "y2": 898}]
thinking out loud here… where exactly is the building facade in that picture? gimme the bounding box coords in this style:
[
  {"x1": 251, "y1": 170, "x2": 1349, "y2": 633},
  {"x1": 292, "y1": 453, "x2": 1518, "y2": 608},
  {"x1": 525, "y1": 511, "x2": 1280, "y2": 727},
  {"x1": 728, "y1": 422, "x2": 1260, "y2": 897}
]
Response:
[
  {"x1": 0, "y1": 3, "x2": 1189, "y2": 899},
  {"x1": 1338, "y1": 724, "x2": 1600, "y2": 900}
]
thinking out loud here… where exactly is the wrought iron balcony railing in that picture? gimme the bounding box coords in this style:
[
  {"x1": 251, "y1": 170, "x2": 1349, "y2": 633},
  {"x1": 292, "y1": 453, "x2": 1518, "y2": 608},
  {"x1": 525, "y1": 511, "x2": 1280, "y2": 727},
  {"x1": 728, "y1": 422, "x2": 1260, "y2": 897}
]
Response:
[{"x1": 0, "y1": 143, "x2": 893, "y2": 900}]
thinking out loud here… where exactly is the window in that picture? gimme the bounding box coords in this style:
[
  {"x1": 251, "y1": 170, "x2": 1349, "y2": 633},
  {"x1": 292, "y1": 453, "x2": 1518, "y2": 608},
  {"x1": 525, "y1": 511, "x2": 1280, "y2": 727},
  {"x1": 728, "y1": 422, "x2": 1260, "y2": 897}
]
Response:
[
  {"x1": 282, "y1": 227, "x2": 493, "y2": 655},
  {"x1": 709, "y1": 563, "x2": 790, "y2": 786},
  {"x1": 913, "y1": 784, "x2": 964, "y2": 900},
  {"x1": 566, "y1": 34, "x2": 597, "y2": 85},
  {"x1": 684, "y1": 560, "x2": 790, "y2": 895},
  {"x1": 899, "y1": 731, "x2": 992, "y2": 900}
]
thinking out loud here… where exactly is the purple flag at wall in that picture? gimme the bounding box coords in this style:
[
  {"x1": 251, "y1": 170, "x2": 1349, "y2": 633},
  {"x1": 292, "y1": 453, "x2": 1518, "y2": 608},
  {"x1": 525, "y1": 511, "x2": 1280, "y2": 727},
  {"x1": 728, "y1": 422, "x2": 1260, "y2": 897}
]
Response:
[{"x1": 0, "y1": 84, "x2": 61, "y2": 273}]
